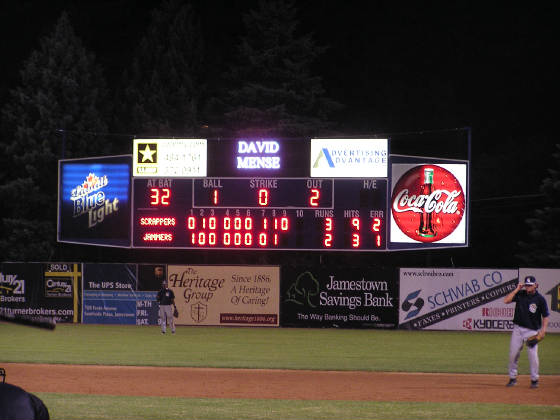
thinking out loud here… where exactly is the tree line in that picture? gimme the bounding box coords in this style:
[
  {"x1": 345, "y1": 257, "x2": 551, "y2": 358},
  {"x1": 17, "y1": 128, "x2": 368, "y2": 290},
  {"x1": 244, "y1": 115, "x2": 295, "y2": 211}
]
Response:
[
  {"x1": 0, "y1": 0, "x2": 342, "y2": 261},
  {"x1": 0, "y1": 0, "x2": 556, "y2": 266}
]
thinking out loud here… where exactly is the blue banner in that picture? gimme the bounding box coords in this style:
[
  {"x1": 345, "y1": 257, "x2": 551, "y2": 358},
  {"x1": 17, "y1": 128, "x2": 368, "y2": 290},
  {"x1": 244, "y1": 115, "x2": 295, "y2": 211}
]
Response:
[
  {"x1": 82, "y1": 263, "x2": 159, "y2": 325},
  {"x1": 83, "y1": 290, "x2": 157, "y2": 325},
  {"x1": 58, "y1": 155, "x2": 131, "y2": 247}
]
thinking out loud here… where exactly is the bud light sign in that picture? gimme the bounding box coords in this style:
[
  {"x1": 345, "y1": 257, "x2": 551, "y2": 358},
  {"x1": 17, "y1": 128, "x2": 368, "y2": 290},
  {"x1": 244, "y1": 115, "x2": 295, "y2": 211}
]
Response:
[{"x1": 389, "y1": 157, "x2": 468, "y2": 249}]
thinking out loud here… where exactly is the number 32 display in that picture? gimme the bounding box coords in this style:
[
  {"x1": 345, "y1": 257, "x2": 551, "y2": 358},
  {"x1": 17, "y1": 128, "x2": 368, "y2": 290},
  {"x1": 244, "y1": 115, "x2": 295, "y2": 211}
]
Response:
[{"x1": 133, "y1": 178, "x2": 387, "y2": 251}]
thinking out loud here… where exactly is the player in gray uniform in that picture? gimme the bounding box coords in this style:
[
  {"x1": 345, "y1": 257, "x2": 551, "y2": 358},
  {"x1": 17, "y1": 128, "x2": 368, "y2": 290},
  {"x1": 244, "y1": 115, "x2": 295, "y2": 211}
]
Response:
[
  {"x1": 156, "y1": 280, "x2": 176, "y2": 334},
  {"x1": 504, "y1": 275, "x2": 549, "y2": 388}
]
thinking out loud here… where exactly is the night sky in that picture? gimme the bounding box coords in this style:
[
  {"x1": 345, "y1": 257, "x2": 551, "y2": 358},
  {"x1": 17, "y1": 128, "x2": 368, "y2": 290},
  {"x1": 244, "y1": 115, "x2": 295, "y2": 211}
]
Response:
[{"x1": 0, "y1": 1, "x2": 555, "y2": 266}]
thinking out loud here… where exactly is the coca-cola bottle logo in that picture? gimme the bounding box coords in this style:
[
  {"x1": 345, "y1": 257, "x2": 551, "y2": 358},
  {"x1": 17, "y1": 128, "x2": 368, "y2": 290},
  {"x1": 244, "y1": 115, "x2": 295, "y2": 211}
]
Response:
[{"x1": 391, "y1": 165, "x2": 465, "y2": 243}]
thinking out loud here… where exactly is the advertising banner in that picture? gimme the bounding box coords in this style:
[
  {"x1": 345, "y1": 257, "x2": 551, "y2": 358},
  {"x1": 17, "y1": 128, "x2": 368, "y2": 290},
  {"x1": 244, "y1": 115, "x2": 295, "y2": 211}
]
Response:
[
  {"x1": 389, "y1": 155, "x2": 469, "y2": 250},
  {"x1": 82, "y1": 264, "x2": 159, "y2": 325},
  {"x1": 168, "y1": 265, "x2": 280, "y2": 326},
  {"x1": 133, "y1": 138, "x2": 207, "y2": 177},
  {"x1": 203, "y1": 138, "x2": 311, "y2": 177},
  {"x1": 399, "y1": 268, "x2": 520, "y2": 331},
  {"x1": 519, "y1": 268, "x2": 560, "y2": 333},
  {"x1": 281, "y1": 266, "x2": 397, "y2": 328},
  {"x1": 310, "y1": 138, "x2": 388, "y2": 178},
  {"x1": 58, "y1": 155, "x2": 131, "y2": 247},
  {"x1": 0, "y1": 262, "x2": 80, "y2": 323}
]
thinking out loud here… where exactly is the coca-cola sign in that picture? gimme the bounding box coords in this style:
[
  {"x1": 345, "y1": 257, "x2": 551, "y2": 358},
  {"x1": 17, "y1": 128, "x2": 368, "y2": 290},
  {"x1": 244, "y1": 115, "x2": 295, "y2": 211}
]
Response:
[{"x1": 391, "y1": 164, "x2": 466, "y2": 243}]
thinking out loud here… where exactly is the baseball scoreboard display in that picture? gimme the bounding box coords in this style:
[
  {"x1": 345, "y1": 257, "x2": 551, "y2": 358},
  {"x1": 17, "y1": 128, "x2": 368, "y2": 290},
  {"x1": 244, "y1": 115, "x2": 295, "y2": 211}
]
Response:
[
  {"x1": 133, "y1": 177, "x2": 387, "y2": 250},
  {"x1": 58, "y1": 137, "x2": 470, "y2": 251}
]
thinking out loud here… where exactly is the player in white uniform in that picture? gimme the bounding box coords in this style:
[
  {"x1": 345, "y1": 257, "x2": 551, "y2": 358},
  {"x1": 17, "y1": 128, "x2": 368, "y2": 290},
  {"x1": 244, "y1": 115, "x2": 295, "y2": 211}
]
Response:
[{"x1": 504, "y1": 275, "x2": 549, "y2": 389}]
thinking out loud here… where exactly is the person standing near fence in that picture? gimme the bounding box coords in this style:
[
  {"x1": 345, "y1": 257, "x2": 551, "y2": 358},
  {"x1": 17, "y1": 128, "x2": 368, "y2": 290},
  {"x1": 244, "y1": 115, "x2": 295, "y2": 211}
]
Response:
[
  {"x1": 504, "y1": 275, "x2": 549, "y2": 389},
  {"x1": 156, "y1": 280, "x2": 176, "y2": 334}
]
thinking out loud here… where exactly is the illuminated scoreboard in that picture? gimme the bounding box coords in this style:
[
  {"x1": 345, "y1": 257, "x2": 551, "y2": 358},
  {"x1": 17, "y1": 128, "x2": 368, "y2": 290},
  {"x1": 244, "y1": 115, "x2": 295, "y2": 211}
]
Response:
[
  {"x1": 132, "y1": 178, "x2": 387, "y2": 251},
  {"x1": 58, "y1": 137, "x2": 469, "y2": 250}
]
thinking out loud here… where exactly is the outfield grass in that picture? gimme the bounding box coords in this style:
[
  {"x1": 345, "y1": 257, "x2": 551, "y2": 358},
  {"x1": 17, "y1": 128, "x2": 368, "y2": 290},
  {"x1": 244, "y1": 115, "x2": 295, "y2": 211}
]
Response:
[
  {"x1": 37, "y1": 393, "x2": 560, "y2": 420},
  {"x1": 2, "y1": 324, "x2": 559, "y2": 419},
  {"x1": 1, "y1": 324, "x2": 559, "y2": 374}
]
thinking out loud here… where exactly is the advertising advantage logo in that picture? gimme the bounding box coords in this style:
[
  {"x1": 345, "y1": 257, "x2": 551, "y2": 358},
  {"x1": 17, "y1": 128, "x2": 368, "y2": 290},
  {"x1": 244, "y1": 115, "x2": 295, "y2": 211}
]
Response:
[
  {"x1": 391, "y1": 165, "x2": 466, "y2": 243},
  {"x1": 310, "y1": 139, "x2": 388, "y2": 178}
]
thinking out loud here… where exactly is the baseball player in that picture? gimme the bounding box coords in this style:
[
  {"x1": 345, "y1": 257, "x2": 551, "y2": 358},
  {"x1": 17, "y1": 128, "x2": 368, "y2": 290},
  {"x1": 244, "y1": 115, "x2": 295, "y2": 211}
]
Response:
[
  {"x1": 156, "y1": 280, "x2": 176, "y2": 334},
  {"x1": 504, "y1": 275, "x2": 549, "y2": 389}
]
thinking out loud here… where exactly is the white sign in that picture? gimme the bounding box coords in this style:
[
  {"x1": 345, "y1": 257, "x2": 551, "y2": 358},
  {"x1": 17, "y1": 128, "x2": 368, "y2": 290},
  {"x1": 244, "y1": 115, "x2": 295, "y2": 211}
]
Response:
[
  {"x1": 310, "y1": 138, "x2": 388, "y2": 178},
  {"x1": 399, "y1": 268, "x2": 520, "y2": 331},
  {"x1": 133, "y1": 138, "x2": 207, "y2": 177},
  {"x1": 390, "y1": 163, "x2": 467, "y2": 245},
  {"x1": 168, "y1": 265, "x2": 280, "y2": 326}
]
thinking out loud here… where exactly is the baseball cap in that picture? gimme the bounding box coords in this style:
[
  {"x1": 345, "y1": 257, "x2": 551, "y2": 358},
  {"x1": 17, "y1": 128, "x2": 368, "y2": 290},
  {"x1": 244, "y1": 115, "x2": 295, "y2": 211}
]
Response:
[{"x1": 524, "y1": 275, "x2": 536, "y2": 286}]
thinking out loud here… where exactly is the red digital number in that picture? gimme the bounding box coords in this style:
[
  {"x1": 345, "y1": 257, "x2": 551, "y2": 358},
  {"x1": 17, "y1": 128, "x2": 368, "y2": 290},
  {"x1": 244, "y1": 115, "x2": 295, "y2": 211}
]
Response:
[
  {"x1": 324, "y1": 217, "x2": 333, "y2": 247},
  {"x1": 258, "y1": 189, "x2": 269, "y2": 206},
  {"x1": 371, "y1": 218, "x2": 382, "y2": 247},
  {"x1": 309, "y1": 189, "x2": 320, "y2": 207},
  {"x1": 274, "y1": 217, "x2": 289, "y2": 231},
  {"x1": 351, "y1": 217, "x2": 360, "y2": 248},
  {"x1": 181, "y1": 215, "x2": 288, "y2": 248},
  {"x1": 149, "y1": 188, "x2": 170, "y2": 206}
]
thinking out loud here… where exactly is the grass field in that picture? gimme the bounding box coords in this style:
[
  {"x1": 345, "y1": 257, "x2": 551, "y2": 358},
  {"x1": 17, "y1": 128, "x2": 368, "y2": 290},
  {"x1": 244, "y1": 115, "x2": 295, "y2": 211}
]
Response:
[{"x1": 1, "y1": 323, "x2": 559, "y2": 419}]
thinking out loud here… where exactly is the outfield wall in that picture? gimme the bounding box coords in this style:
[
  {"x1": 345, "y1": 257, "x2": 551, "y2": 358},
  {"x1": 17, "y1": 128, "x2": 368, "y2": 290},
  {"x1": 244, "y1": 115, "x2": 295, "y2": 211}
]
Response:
[
  {"x1": 1, "y1": 262, "x2": 558, "y2": 332},
  {"x1": 281, "y1": 265, "x2": 397, "y2": 328},
  {"x1": 399, "y1": 268, "x2": 560, "y2": 333},
  {"x1": 0, "y1": 262, "x2": 80, "y2": 323}
]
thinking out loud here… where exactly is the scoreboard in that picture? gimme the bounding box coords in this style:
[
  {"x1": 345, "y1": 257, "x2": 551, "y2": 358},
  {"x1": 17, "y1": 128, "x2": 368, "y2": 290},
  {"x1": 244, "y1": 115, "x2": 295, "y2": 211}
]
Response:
[
  {"x1": 133, "y1": 177, "x2": 387, "y2": 251},
  {"x1": 58, "y1": 137, "x2": 469, "y2": 251}
]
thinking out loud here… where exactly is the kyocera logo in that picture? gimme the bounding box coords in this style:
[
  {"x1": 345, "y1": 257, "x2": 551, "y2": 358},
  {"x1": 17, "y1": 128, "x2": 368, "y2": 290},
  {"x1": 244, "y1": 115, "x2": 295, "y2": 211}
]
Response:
[
  {"x1": 463, "y1": 318, "x2": 514, "y2": 330},
  {"x1": 236, "y1": 140, "x2": 280, "y2": 169}
]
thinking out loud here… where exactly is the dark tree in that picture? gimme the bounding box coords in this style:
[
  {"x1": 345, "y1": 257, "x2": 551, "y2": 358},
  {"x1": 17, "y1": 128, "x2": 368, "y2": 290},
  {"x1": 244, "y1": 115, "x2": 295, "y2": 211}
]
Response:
[
  {"x1": 517, "y1": 144, "x2": 560, "y2": 266},
  {"x1": 213, "y1": 0, "x2": 341, "y2": 137},
  {"x1": 0, "y1": 12, "x2": 109, "y2": 260},
  {"x1": 118, "y1": 0, "x2": 204, "y2": 137}
]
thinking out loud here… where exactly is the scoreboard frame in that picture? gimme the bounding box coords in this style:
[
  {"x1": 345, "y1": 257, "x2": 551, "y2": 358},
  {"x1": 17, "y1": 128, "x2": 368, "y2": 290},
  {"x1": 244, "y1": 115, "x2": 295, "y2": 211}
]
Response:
[
  {"x1": 131, "y1": 176, "x2": 389, "y2": 251},
  {"x1": 57, "y1": 135, "x2": 470, "y2": 251}
]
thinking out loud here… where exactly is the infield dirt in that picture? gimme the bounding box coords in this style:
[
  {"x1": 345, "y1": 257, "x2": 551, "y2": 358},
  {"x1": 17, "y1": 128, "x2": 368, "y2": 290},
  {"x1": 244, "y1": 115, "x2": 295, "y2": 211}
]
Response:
[{"x1": 3, "y1": 363, "x2": 559, "y2": 406}]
